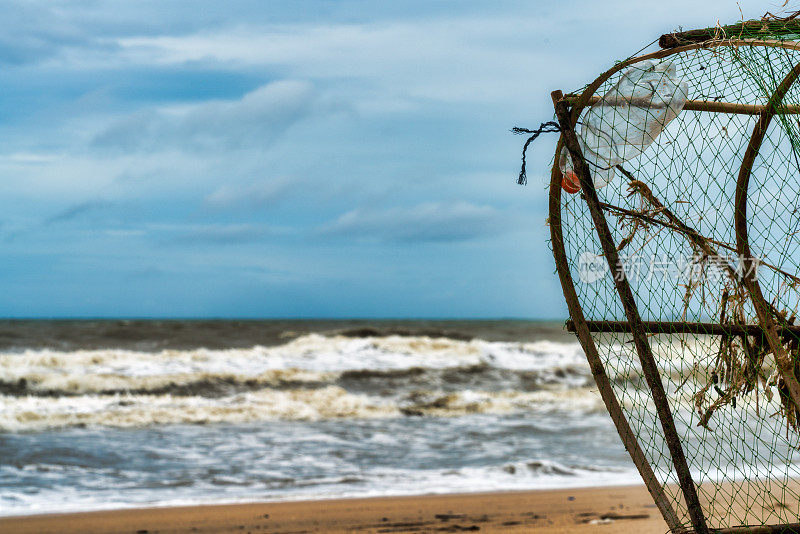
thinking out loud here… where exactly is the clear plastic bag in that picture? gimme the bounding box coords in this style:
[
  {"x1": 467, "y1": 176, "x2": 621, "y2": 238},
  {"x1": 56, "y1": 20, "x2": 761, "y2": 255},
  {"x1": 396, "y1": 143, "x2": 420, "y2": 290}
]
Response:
[{"x1": 559, "y1": 59, "x2": 688, "y2": 193}]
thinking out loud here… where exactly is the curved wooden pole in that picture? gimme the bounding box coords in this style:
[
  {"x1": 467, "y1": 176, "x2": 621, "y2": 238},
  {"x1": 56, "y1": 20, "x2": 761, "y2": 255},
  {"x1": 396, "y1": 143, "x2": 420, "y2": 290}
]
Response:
[
  {"x1": 566, "y1": 40, "x2": 800, "y2": 126},
  {"x1": 554, "y1": 95, "x2": 709, "y2": 534},
  {"x1": 547, "y1": 99, "x2": 682, "y2": 531},
  {"x1": 733, "y1": 58, "x2": 800, "y2": 417}
]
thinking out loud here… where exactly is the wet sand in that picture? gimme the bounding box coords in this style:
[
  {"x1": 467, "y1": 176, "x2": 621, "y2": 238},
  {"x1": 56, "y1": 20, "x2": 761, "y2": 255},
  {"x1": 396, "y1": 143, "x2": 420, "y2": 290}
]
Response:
[{"x1": 0, "y1": 485, "x2": 668, "y2": 533}]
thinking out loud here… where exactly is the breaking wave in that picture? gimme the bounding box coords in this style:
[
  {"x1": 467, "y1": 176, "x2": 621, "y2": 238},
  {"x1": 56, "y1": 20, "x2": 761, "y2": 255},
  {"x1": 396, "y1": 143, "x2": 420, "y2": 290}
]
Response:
[
  {"x1": 0, "y1": 333, "x2": 600, "y2": 431},
  {"x1": 0, "y1": 387, "x2": 606, "y2": 432}
]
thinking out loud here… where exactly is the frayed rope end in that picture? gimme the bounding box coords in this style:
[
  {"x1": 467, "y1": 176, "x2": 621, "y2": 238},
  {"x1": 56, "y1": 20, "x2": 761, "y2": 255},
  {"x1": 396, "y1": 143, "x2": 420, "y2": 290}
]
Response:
[{"x1": 512, "y1": 121, "x2": 560, "y2": 186}]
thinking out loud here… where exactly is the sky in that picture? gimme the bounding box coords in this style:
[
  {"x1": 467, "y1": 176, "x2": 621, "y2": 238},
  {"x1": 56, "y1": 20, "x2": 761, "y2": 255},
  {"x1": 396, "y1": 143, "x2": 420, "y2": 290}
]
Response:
[{"x1": 0, "y1": 0, "x2": 779, "y2": 318}]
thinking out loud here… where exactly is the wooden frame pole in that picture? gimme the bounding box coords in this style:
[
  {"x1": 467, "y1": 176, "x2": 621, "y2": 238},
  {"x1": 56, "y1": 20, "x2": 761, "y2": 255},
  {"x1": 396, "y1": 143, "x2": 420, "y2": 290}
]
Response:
[
  {"x1": 547, "y1": 90, "x2": 683, "y2": 532},
  {"x1": 733, "y1": 60, "x2": 800, "y2": 417},
  {"x1": 554, "y1": 92, "x2": 709, "y2": 534},
  {"x1": 660, "y1": 21, "x2": 800, "y2": 49}
]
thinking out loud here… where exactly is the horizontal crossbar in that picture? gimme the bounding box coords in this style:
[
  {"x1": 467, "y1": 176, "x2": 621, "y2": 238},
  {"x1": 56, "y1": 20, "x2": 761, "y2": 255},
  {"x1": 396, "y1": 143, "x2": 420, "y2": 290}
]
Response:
[
  {"x1": 713, "y1": 523, "x2": 800, "y2": 534},
  {"x1": 566, "y1": 319, "x2": 800, "y2": 337},
  {"x1": 561, "y1": 94, "x2": 800, "y2": 115}
]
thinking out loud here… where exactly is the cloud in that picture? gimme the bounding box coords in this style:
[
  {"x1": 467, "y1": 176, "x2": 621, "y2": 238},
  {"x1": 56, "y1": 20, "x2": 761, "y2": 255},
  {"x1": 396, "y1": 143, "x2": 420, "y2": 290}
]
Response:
[
  {"x1": 319, "y1": 201, "x2": 507, "y2": 243},
  {"x1": 169, "y1": 223, "x2": 272, "y2": 244},
  {"x1": 114, "y1": 19, "x2": 541, "y2": 106},
  {"x1": 0, "y1": 3, "x2": 106, "y2": 65},
  {"x1": 45, "y1": 200, "x2": 113, "y2": 225},
  {"x1": 203, "y1": 175, "x2": 306, "y2": 210},
  {"x1": 92, "y1": 80, "x2": 315, "y2": 152},
  {"x1": 0, "y1": 0, "x2": 773, "y2": 318},
  {"x1": 109, "y1": 2, "x2": 765, "y2": 108}
]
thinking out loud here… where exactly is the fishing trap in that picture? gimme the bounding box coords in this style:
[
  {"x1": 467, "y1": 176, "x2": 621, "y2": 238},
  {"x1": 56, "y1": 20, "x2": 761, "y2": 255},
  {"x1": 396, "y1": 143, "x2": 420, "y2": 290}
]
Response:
[{"x1": 541, "y1": 16, "x2": 800, "y2": 534}]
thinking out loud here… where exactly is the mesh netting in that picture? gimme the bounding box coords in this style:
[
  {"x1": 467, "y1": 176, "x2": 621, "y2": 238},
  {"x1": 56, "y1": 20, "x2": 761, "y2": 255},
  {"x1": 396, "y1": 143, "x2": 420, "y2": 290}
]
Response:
[{"x1": 554, "y1": 40, "x2": 800, "y2": 532}]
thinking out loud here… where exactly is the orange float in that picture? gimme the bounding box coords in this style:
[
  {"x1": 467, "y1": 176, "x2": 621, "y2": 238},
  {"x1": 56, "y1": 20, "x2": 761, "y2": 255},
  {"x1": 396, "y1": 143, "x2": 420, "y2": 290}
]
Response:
[{"x1": 561, "y1": 169, "x2": 581, "y2": 193}]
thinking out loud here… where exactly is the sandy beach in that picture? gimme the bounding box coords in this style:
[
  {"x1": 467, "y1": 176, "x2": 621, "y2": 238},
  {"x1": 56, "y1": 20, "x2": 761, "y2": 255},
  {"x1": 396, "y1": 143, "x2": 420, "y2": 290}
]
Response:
[{"x1": 0, "y1": 485, "x2": 667, "y2": 533}]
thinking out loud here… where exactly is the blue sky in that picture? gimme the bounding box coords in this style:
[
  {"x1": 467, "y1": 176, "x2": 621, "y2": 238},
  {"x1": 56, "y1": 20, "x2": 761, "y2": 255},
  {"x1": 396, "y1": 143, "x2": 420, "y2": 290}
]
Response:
[{"x1": 0, "y1": 0, "x2": 771, "y2": 318}]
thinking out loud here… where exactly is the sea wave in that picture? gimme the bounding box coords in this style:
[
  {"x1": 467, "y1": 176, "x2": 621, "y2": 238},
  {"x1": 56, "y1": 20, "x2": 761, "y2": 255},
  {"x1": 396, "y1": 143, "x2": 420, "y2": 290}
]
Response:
[
  {"x1": 0, "y1": 334, "x2": 590, "y2": 397},
  {"x1": 0, "y1": 386, "x2": 605, "y2": 432},
  {"x1": 2, "y1": 332, "x2": 743, "y2": 431}
]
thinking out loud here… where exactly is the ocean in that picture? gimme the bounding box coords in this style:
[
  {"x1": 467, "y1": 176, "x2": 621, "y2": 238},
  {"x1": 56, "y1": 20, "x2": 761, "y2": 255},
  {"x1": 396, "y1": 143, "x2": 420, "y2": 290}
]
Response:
[{"x1": 0, "y1": 319, "x2": 639, "y2": 516}]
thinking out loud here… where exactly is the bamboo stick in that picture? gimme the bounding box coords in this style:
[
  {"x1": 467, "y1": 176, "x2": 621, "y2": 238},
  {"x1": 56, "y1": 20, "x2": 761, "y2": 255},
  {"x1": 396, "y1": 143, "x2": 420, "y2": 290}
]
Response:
[
  {"x1": 561, "y1": 94, "x2": 800, "y2": 115},
  {"x1": 714, "y1": 523, "x2": 800, "y2": 534},
  {"x1": 566, "y1": 319, "x2": 800, "y2": 337},
  {"x1": 660, "y1": 21, "x2": 800, "y2": 49}
]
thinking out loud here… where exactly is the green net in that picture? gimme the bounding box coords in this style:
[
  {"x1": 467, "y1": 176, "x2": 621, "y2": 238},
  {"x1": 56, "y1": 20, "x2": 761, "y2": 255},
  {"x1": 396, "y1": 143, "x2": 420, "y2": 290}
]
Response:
[{"x1": 553, "y1": 36, "x2": 800, "y2": 532}]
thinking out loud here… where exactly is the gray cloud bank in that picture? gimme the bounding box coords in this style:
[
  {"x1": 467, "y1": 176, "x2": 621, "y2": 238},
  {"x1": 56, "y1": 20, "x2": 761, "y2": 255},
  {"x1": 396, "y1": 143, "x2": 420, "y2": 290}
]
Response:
[
  {"x1": 92, "y1": 80, "x2": 315, "y2": 152},
  {"x1": 319, "y1": 201, "x2": 506, "y2": 243}
]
